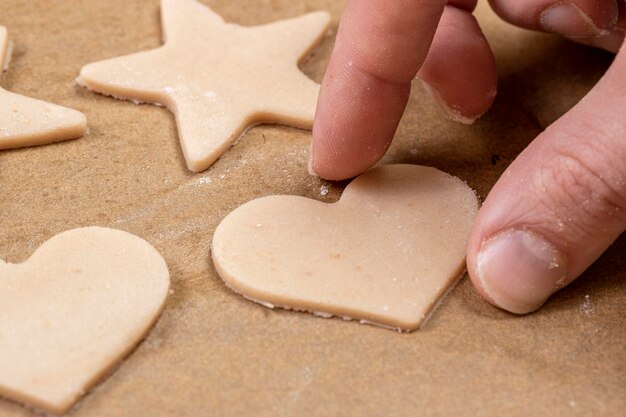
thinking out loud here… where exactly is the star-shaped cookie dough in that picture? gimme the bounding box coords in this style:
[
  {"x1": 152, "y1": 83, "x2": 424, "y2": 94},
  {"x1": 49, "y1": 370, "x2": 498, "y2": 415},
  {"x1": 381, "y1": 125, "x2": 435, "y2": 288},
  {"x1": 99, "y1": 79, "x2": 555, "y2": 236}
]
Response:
[
  {"x1": 0, "y1": 26, "x2": 86, "y2": 150},
  {"x1": 78, "y1": 0, "x2": 330, "y2": 172}
]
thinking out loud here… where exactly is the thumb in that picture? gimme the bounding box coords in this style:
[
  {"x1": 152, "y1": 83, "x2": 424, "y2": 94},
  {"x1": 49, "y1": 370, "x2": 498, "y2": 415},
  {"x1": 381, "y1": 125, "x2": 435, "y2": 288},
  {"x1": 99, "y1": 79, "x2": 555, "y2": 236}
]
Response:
[{"x1": 466, "y1": 44, "x2": 626, "y2": 314}]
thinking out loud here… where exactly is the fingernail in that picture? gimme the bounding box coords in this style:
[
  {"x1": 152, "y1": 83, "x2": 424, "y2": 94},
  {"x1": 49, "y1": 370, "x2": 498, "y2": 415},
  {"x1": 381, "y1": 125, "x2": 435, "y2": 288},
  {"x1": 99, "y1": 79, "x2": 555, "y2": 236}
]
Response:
[
  {"x1": 420, "y1": 80, "x2": 478, "y2": 125},
  {"x1": 586, "y1": 30, "x2": 625, "y2": 53},
  {"x1": 540, "y1": 3, "x2": 609, "y2": 39},
  {"x1": 476, "y1": 229, "x2": 568, "y2": 314}
]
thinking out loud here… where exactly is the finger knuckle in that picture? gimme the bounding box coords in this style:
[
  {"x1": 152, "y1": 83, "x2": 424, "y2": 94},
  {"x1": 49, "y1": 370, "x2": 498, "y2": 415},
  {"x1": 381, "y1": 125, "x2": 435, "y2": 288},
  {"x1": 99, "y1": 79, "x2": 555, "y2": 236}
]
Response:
[{"x1": 535, "y1": 142, "x2": 626, "y2": 238}]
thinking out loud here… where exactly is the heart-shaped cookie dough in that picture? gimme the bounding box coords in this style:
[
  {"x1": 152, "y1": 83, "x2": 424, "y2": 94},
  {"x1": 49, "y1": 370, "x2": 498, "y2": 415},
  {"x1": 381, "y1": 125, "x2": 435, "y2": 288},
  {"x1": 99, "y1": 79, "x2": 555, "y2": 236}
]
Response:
[
  {"x1": 0, "y1": 227, "x2": 170, "y2": 415},
  {"x1": 212, "y1": 164, "x2": 479, "y2": 331}
]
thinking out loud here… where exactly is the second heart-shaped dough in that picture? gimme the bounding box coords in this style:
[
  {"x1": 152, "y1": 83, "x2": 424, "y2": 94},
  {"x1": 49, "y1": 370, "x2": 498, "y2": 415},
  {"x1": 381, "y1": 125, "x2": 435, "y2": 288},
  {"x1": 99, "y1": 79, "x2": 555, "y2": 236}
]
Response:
[
  {"x1": 212, "y1": 164, "x2": 479, "y2": 331},
  {"x1": 0, "y1": 227, "x2": 169, "y2": 415}
]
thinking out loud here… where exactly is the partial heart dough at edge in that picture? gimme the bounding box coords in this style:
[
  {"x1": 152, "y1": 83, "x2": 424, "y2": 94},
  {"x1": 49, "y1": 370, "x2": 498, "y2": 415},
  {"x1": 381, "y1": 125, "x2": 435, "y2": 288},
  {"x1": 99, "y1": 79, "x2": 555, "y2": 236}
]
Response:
[
  {"x1": 212, "y1": 164, "x2": 480, "y2": 332},
  {"x1": 0, "y1": 227, "x2": 170, "y2": 415}
]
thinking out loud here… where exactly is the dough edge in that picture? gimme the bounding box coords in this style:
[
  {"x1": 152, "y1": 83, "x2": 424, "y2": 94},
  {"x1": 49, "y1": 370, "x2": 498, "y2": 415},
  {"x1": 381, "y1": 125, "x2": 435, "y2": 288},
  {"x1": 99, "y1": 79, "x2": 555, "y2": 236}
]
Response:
[{"x1": 0, "y1": 226, "x2": 171, "y2": 415}]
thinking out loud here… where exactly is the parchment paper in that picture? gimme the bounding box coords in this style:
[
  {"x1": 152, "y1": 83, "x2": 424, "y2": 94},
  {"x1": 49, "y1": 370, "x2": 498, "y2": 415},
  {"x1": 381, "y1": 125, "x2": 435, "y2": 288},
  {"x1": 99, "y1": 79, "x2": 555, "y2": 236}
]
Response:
[{"x1": 0, "y1": 1, "x2": 624, "y2": 416}]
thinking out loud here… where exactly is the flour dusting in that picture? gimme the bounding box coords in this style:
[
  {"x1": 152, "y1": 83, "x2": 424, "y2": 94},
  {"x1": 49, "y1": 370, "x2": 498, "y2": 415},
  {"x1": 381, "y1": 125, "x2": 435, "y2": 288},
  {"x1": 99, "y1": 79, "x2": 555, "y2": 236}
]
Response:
[{"x1": 580, "y1": 294, "x2": 593, "y2": 316}]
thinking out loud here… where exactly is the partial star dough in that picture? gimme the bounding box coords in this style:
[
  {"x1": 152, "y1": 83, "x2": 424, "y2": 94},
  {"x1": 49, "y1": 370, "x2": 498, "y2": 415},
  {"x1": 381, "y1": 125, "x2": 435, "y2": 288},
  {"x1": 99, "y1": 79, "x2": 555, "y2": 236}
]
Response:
[
  {"x1": 212, "y1": 165, "x2": 480, "y2": 332},
  {"x1": 0, "y1": 227, "x2": 170, "y2": 415},
  {"x1": 0, "y1": 26, "x2": 86, "y2": 150},
  {"x1": 78, "y1": 0, "x2": 331, "y2": 172}
]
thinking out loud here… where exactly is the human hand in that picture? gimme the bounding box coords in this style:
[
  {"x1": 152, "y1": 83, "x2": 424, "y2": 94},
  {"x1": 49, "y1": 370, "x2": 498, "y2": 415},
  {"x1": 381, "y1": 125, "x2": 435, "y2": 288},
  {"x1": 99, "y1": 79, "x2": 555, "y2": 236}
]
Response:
[{"x1": 310, "y1": 0, "x2": 626, "y2": 314}]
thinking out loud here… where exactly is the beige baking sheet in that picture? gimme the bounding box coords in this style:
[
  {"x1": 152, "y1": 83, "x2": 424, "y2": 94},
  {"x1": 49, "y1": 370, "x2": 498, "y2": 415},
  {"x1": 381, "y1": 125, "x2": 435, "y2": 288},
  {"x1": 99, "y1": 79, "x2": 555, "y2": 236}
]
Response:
[{"x1": 0, "y1": 1, "x2": 624, "y2": 416}]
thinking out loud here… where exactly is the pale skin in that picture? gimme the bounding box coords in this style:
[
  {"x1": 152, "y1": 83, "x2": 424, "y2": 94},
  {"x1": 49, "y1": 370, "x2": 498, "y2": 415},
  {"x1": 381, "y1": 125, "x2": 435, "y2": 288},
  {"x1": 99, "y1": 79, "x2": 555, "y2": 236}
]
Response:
[{"x1": 310, "y1": 0, "x2": 626, "y2": 314}]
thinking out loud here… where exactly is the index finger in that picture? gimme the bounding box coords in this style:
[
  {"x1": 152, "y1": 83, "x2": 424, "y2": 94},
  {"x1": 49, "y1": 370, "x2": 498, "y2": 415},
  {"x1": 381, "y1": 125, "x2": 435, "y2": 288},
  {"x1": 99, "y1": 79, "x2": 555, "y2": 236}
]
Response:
[{"x1": 310, "y1": 0, "x2": 447, "y2": 180}]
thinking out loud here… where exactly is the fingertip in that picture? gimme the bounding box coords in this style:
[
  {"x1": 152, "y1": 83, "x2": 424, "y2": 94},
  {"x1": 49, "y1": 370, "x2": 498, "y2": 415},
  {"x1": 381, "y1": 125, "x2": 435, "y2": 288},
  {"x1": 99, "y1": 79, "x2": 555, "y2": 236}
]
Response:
[
  {"x1": 310, "y1": 90, "x2": 409, "y2": 184},
  {"x1": 311, "y1": 55, "x2": 411, "y2": 181},
  {"x1": 311, "y1": 0, "x2": 446, "y2": 181},
  {"x1": 577, "y1": 29, "x2": 625, "y2": 53},
  {"x1": 421, "y1": 80, "x2": 484, "y2": 125},
  {"x1": 417, "y1": 6, "x2": 497, "y2": 124}
]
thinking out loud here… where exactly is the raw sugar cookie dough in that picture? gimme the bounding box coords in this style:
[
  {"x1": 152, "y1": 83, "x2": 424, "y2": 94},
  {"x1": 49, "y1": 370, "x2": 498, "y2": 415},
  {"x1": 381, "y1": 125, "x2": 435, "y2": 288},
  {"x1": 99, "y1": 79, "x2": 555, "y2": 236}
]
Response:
[
  {"x1": 0, "y1": 227, "x2": 170, "y2": 415},
  {"x1": 212, "y1": 164, "x2": 480, "y2": 332},
  {"x1": 0, "y1": 26, "x2": 86, "y2": 150},
  {"x1": 78, "y1": 0, "x2": 331, "y2": 172}
]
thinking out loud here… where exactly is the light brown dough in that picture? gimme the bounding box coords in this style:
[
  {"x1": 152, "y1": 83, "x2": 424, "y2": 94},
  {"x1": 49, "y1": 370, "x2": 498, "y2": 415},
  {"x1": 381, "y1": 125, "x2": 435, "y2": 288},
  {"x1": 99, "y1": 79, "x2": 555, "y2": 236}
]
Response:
[
  {"x1": 0, "y1": 26, "x2": 86, "y2": 150},
  {"x1": 212, "y1": 165, "x2": 479, "y2": 332},
  {"x1": 0, "y1": 227, "x2": 170, "y2": 415},
  {"x1": 77, "y1": 0, "x2": 330, "y2": 172}
]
